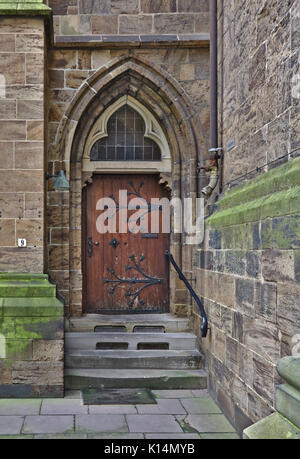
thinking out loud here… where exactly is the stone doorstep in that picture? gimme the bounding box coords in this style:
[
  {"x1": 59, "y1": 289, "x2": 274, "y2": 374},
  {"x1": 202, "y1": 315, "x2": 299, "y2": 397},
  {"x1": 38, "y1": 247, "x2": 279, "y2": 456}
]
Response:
[
  {"x1": 64, "y1": 369, "x2": 208, "y2": 391},
  {"x1": 68, "y1": 313, "x2": 191, "y2": 333},
  {"x1": 65, "y1": 332, "x2": 197, "y2": 351},
  {"x1": 65, "y1": 349, "x2": 202, "y2": 370}
]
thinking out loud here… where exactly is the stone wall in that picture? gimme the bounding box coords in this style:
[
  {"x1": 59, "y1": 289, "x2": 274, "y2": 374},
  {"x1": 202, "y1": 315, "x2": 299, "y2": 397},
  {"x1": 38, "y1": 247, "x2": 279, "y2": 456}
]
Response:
[
  {"x1": 47, "y1": 45, "x2": 210, "y2": 316},
  {"x1": 193, "y1": 0, "x2": 300, "y2": 435},
  {"x1": 218, "y1": 0, "x2": 299, "y2": 185},
  {"x1": 0, "y1": 16, "x2": 46, "y2": 273},
  {"x1": 46, "y1": 0, "x2": 209, "y2": 37}
]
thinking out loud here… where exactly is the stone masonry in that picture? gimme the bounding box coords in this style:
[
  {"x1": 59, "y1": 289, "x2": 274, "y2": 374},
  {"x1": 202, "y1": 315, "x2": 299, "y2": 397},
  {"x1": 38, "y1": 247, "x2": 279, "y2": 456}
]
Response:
[
  {"x1": 46, "y1": 0, "x2": 210, "y2": 37},
  {"x1": 0, "y1": 15, "x2": 47, "y2": 273},
  {"x1": 193, "y1": 0, "x2": 300, "y2": 435},
  {"x1": 0, "y1": 2, "x2": 64, "y2": 399}
]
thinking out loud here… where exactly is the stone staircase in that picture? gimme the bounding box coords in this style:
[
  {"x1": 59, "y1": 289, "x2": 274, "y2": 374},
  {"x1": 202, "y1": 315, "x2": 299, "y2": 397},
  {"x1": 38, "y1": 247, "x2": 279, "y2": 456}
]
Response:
[{"x1": 65, "y1": 314, "x2": 207, "y2": 391}]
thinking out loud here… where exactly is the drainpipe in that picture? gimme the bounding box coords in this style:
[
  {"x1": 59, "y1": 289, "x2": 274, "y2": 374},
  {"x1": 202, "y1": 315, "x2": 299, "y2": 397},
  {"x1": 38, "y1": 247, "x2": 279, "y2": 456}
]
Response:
[{"x1": 200, "y1": 0, "x2": 222, "y2": 198}]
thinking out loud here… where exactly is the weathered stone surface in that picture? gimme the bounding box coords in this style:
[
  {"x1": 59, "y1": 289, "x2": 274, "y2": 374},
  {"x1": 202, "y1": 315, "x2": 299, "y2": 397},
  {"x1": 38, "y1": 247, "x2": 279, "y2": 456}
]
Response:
[
  {"x1": 235, "y1": 278, "x2": 255, "y2": 317},
  {"x1": 243, "y1": 318, "x2": 281, "y2": 364},
  {"x1": 141, "y1": 0, "x2": 176, "y2": 14},
  {"x1": 91, "y1": 15, "x2": 119, "y2": 34},
  {"x1": 243, "y1": 412, "x2": 300, "y2": 440},
  {"x1": 0, "y1": 219, "x2": 15, "y2": 246},
  {"x1": 0, "y1": 248, "x2": 43, "y2": 273},
  {"x1": 119, "y1": 15, "x2": 152, "y2": 34},
  {"x1": 22, "y1": 415, "x2": 74, "y2": 435},
  {"x1": 25, "y1": 53, "x2": 44, "y2": 85},
  {"x1": 255, "y1": 282, "x2": 277, "y2": 323},
  {"x1": 0, "y1": 121, "x2": 26, "y2": 141},
  {"x1": 32, "y1": 340, "x2": 64, "y2": 362},
  {"x1": 12, "y1": 362, "x2": 64, "y2": 385},
  {"x1": 0, "y1": 142, "x2": 14, "y2": 170}
]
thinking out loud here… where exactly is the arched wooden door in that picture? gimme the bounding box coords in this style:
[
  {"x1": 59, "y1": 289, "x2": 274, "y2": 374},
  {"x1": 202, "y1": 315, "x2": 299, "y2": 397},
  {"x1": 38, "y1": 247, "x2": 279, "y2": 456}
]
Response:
[{"x1": 82, "y1": 174, "x2": 170, "y2": 314}]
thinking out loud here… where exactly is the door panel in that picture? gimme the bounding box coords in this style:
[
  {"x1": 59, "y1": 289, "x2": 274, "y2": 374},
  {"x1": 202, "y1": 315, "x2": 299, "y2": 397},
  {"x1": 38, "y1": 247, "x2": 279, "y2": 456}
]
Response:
[{"x1": 83, "y1": 174, "x2": 170, "y2": 314}]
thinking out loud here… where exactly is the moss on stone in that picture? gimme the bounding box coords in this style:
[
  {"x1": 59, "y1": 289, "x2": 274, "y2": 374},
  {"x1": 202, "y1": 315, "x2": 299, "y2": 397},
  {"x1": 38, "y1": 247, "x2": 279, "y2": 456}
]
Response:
[
  {"x1": 0, "y1": 273, "x2": 64, "y2": 366},
  {"x1": 0, "y1": 0, "x2": 51, "y2": 15},
  {"x1": 218, "y1": 157, "x2": 300, "y2": 212},
  {"x1": 243, "y1": 413, "x2": 300, "y2": 439},
  {"x1": 207, "y1": 187, "x2": 300, "y2": 229}
]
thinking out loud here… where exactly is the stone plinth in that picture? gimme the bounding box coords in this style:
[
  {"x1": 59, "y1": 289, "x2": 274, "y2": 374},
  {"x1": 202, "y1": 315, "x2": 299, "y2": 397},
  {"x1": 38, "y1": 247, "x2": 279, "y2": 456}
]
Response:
[{"x1": 0, "y1": 273, "x2": 64, "y2": 398}]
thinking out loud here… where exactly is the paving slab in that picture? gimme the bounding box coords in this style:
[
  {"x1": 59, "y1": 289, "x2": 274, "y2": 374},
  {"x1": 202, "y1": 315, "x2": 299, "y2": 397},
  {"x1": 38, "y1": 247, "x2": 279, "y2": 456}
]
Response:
[
  {"x1": 0, "y1": 399, "x2": 41, "y2": 416},
  {"x1": 22, "y1": 416, "x2": 74, "y2": 435},
  {"x1": 89, "y1": 404, "x2": 137, "y2": 415},
  {"x1": 0, "y1": 417, "x2": 24, "y2": 435},
  {"x1": 180, "y1": 398, "x2": 222, "y2": 414},
  {"x1": 181, "y1": 414, "x2": 236, "y2": 434},
  {"x1": 0, "y1": 435, "x2": 34, "y2": 439},
  {"x1": 87, "y1": 433, "x2": 145, "y2": 439},
  {"x1": 64, "y1": 391, "x2": 82, "y2": 399},
  {"x1": 137, "y1": 399, "x2": 186, "y2": 415},
  {"x1": 145, "y1": 433, "x2": 200, "y2": 439},
  {"x1": 34, "y1": 434, "x2": 88, "y2": 439},
  {"x1": 41, "y1": 399, "x2": 88, "y2": 415},
  {"x1": 75, "y1": 414, "x2": 128, "y2": 434},
  {"x1": 200, "y1": 433, "x2": 240, "y2": 439},
  {"x1": 152, "y1": 390, "x2": 194, "y2": 399},
  {"x1": 191, "y1": 390, "x2": 210, "y2": 397},
  {"x1": 127, "y1": 415, "x2": 183, "y2": 433}
]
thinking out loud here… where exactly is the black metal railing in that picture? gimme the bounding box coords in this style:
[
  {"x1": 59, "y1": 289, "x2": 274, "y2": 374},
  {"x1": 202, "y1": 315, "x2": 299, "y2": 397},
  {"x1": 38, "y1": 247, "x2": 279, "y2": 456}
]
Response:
[{"x1": 165, "y1": 251, "x2": 208, "y2": 338}]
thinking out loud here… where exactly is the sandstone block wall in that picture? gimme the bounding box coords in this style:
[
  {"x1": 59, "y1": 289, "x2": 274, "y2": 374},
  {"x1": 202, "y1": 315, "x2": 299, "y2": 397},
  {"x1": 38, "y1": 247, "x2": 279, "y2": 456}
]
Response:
[
  {"x1": 218, "y1": 0, "x2": 299, "y2": 185},
  {"x1": 0, "y1": 16, "x2": 46, "y2": 273},
  {"x1": 193, "y1": 0, "x2": 300, "y2": 435},
  {"x1": 46, "y1": 0, "x2": 209, "y2": 36}
]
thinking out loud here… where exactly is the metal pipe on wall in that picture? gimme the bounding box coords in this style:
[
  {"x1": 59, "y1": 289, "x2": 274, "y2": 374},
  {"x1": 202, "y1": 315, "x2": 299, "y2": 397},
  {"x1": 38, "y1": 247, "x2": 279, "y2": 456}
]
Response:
[{"x1": 200, "y1": 0, "x2": 222, "y2": 198}]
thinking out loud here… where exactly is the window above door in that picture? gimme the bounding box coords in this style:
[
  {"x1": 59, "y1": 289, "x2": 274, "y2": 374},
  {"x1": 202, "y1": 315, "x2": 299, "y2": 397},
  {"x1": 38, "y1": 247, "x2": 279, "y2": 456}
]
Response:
[
  {"x1": 83, "y1": 95, "x2": 171, "y2": 175},
  {"x1": 90, "y1": 105, "x2": 162, "y2": 162}
]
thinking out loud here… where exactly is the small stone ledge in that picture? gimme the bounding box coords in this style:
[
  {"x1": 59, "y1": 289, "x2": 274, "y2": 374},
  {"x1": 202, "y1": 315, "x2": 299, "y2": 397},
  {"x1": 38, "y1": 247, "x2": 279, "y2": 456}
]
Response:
[
  {"x1": 219, "y1": 157, "x2": 300, "y2": 212},
  {"x1": 54, "y1": 33, "x2": 210, "y2": 49},
  {"x1": 0, "y1": 272, "x2": 64, "y2": 399},
  {"x1": 277, "y1": 357, "x2": 300, "y2": 392},
  {"x1": 207, "y1": 157, "x2": 300, "y2": 229},
  {"x1": 243, "y1": 413, "x2": 300, "y2": 440},
  {"x1": 0, "y1": 1, "x2": 51, "y2": 16}
]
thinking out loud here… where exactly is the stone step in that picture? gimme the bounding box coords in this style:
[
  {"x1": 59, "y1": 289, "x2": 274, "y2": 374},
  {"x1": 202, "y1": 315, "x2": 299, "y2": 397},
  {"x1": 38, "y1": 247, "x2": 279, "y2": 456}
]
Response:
[
  {"x1": 68, "y1": 314, "x2": 191, "y2": 334},
  {"x1": 276, "y1": 384, "x2": 300, "y2": 429},
  {"x1": 65, "y1": 350, "x2": 203, "y2": 370},
  {"x1": 65, "y1": 332, "x2": 197, "y2": 351},
  {"x1": 65, "y1": 369, "x2": 207, "y2": 391}
]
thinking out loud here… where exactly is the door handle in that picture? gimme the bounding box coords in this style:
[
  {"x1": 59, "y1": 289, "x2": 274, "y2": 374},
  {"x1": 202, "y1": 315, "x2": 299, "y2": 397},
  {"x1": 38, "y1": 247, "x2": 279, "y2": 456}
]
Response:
[{"x1": 87, "y1": 237, "x2": 100, "y2": 257}]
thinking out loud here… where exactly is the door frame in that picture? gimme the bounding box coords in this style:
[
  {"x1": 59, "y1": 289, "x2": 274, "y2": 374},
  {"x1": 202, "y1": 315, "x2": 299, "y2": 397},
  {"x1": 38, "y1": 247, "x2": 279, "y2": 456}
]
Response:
[{"x1": 82, "y1": 171, "x2": 171, "y2": 315}]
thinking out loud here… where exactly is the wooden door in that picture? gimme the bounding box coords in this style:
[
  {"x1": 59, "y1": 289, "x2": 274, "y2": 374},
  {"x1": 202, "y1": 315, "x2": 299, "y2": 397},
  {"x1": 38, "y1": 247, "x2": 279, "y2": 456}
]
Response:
[{"x1": 83, "y1": 174, "x2": 170, "y2": 314}]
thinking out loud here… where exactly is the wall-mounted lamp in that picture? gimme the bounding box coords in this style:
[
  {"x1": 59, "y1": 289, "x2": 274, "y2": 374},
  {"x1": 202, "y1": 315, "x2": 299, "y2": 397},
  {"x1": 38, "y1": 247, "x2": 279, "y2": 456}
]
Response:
[{"x1": 46, "y1": 170, "x2": 70, "y2": 191}]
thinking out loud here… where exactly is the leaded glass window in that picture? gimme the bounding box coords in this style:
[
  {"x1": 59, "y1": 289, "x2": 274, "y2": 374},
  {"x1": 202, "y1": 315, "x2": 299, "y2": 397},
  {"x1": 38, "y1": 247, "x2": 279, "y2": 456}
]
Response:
[{"x1": 90, "y1": 105, "x2": 161, "y2": 162}]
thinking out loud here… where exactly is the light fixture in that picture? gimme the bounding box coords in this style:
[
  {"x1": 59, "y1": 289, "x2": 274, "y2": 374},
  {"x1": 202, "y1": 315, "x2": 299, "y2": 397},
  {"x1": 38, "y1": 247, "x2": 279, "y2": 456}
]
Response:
[{"x1": 46, "y1": 170, "x2": 70, "y2": 191}]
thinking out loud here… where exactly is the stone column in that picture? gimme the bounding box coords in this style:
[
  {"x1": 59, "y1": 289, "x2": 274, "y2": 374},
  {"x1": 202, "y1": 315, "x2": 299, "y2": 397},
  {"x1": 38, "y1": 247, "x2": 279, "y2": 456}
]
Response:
[
  {"x1": 0, "y1": 1, "x2": 64, "y2": 399},
  {"x1": 0, "y1": 0, "x2": 51, "y2": 273}
]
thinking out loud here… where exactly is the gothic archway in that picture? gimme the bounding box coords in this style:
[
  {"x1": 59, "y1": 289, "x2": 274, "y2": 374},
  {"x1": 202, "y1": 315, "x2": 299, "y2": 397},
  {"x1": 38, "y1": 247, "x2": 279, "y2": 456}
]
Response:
[{"x1": 49, "y1": 54, "x2": 207, "y2": 317}]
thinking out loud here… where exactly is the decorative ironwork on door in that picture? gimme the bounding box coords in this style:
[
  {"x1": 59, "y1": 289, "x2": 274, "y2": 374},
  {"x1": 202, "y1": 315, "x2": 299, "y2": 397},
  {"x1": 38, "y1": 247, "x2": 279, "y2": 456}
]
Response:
[{"x1": 104, "y1": 254, "x2": 164, "y2": 309}]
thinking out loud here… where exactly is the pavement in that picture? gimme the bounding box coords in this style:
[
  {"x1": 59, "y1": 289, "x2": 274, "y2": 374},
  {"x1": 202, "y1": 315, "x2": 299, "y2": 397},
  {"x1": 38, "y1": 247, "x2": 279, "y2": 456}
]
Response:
[{"x1": 0, "y1": 389, "x2": 240, "y2": 439}]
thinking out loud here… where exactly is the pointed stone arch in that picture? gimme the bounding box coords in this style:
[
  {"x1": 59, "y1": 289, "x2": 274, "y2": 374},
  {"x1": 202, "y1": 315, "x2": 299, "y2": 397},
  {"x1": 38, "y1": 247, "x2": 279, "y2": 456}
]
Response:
[{"x1": 50, "y1": 54, "x2": 207, "y2": 317}]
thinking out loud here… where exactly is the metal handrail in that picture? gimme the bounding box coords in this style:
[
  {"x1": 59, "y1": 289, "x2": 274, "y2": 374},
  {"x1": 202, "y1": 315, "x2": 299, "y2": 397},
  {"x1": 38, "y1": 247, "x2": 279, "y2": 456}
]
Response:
[{"x1": 165, "y1": 251, "x2": 208, "y2": 338}]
